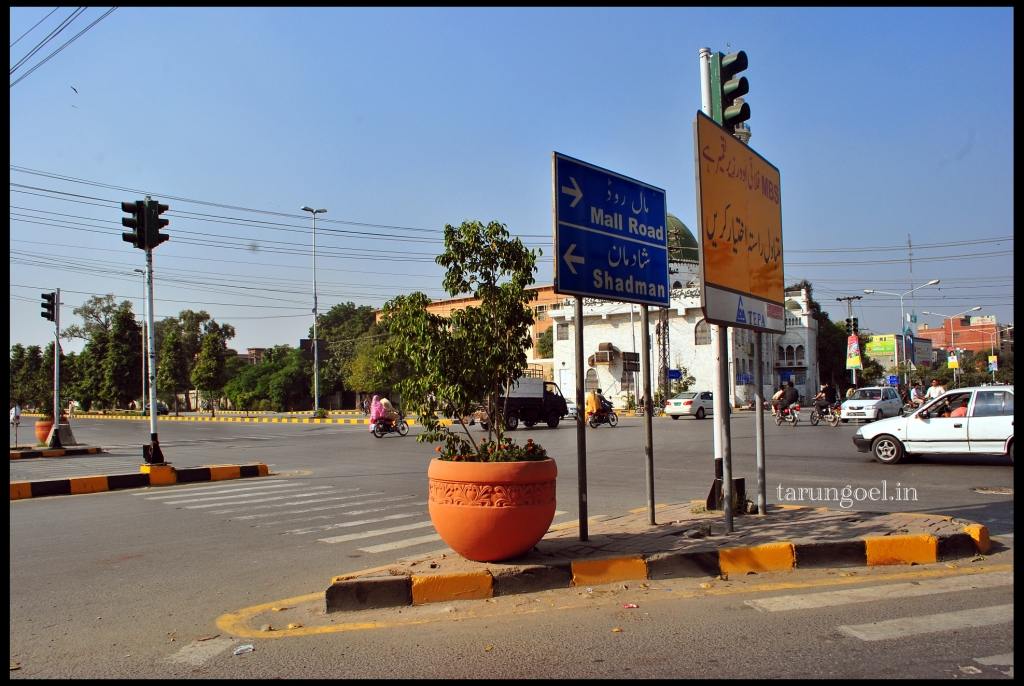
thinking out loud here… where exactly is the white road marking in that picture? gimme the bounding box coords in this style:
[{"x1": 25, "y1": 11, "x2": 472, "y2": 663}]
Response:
[
  {"x1": 178, "y1": 487, "x2": 338, "y2": 508},
  {"x1": 745, "y1": 571, "x2": 1014, "y2": 612},
  {"x1": 230, "y1": 495, "x2": 419, "y2": 520},
  {"x1": 837, "y1": 604, "x2": 1013, "y2": 641},
  {"x1": 317, "y1": 520, "x2": 435, "y2": 544},
  {"x1": 358, "y1": 532, "x2": 442, "y2": 553},
  {"x1": 138, "y1": 481, "x2": 300, "y2": 499},
  {"x1": 209, "y1": 489, "x2": 369, "y2": 514},
  {"x1": 283, "y1": 512, "x2": 419, "y2": 535},
  {"x1": 975, "y1": 653, "x2": 1014, "y2": 666},
  {"x1": 165, "y1": 636, "x2": 235, "y2": 666}
]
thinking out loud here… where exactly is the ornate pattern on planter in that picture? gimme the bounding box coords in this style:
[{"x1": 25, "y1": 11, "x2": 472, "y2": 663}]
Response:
[{"x1": 428, "y1": 480, "x2": 555, "y2": 507}]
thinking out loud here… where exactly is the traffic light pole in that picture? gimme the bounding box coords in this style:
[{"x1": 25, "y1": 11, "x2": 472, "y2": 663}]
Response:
[
  {"x1": 48, "y1": 288, "x2": 63, "y2": 448},
  {"x1": 837, "y1": 296, "x2": 862, "y2": 385},
  {"x1": 145, "y1": 247, "x2": 164, "y2": 464}
]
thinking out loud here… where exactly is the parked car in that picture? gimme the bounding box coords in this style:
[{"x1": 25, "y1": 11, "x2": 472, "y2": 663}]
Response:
[
  {"x1": 852, "y1": 386, "x2": 1014, "y2": 464},
  {"x1": 565, "y1": 401, "x2": 578, "y2": 420},
  {"x1": 155, "y1": 401, "x2": 169, "y2": 415},
  {"x1": 664, "y1": 391, "x2": 714, "y2": 420},
  {"x1": 840, "y1": 386, "x2": 902, "y2": 422}
]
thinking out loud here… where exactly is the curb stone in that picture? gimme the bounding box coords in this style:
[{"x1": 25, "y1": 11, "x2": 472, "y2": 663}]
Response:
[{"x1": 10, "y1": 463, "x2": 270, "y2": 500}]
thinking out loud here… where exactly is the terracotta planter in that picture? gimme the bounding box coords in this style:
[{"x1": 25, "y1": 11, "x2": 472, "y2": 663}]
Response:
[
  {"x1": 427, "y1": 457, "x2": 557, "y2": 562},
  {"x1": 34, "y1": 419, "x2": 53, "y2": 444}
]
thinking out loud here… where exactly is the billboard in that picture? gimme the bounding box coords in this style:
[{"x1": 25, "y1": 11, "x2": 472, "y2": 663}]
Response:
[
  {"x1": 865, "y1": 335, "x2": 896, "y2": 356},
  {"x1": 846, "y1": 335, "x2": 863, "y2": 370}
]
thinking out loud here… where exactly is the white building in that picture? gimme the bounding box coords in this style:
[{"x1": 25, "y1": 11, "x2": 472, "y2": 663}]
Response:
[{"x1": 549, "y1": 215, "x2": 819, "y2": 408}]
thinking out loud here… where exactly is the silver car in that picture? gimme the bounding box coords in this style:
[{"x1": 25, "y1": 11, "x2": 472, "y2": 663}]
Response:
[
  {"x1": 665, "y1": 391, "x2": 714, "y2": 420},
  {"x1": 840, "y1": 386, "x2": 902, "y2": 422}
]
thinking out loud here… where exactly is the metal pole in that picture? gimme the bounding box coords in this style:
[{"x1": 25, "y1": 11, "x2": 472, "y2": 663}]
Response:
[
  {"x1": 699, "y1": 47, "x2": 712, "y2": 115},
  {"x1": 641, "y1": 305, "x2": 655, "y2": 525},
  {"x1": 754, "y1": 332, "x2": 766, "y2": 515},
  {"x1": 898, "y1": 293, "x2": 906, "y2": 385},
  {"x1": 48, "y1": 288, "x2": 62, "y2": 448},
  {"x1": 574, "y1": 296, "x2": 588, "y2": 541},
  {"x1": 715, "y1": 324, "x2": 733, "y2": 531},
  {"x1": 630, "y1": 304, "x2": 637, "y2": 408},
  {"x1": 137, "y1": 270, "x2": 147, "y2": 412},
  {"x1": 312, "y1": 211, "x2": 319, "y2": 414},
  {"x1": 146, "y1": 248, "x2": 162, "y2": 463}
]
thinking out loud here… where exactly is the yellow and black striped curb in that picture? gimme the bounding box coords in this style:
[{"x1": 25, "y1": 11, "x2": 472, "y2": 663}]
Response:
[
  {"x1": 26, "y1": 414, "x2": 450, "y2": 427},
  {"x1": 324, "y1": 520, "x2": 991, "y2": 613},
  {"x1": 10, "y1": 463, "x2": 269, "y2": 500},
  {"x1": 10, "y1": 447, "x2": 103, "y2": 460}
]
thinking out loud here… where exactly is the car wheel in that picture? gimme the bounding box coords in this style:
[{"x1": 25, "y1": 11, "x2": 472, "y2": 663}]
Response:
[
  {"x1": 523, "y1": 420, "x2": 536, "y2": 428},
  {"x1": 871, "y1": 435, "x2": 905, "y2": 464},
  {"x1": 696, "y1": 407, "x2": 705, "y2": 420},
  {"x1": 874, "y1": 410, "x2": 882, "y2": 421},
  {"x1": 1009, "y1": 441, "x2": 1014, "y2": 465},
  {"x1": 546, "y1": 413, "x2": 560, "y2": 429},
  {"x1": 671, "y1": 415, "x2": 679, "y2": 420}
]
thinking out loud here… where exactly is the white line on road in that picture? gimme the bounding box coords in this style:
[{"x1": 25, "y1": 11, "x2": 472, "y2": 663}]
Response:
[
  {"x1": 358, "y1": 532, "x2": 442, "y2": 553},
  {"x1": 280, "y1": 504, "x2": 426, "y2": 534},
  {"x1": 837, "y1": 604, "x2": 1013, "y2": 641},
  {"x1": 230, "y1": 495, "x2": 418, "y2": 520},
  {"x1": 137, "y1": 481, "x2": 300, "y2": 499},
  {"x1": 317, "y1": 520, "x2": 435, "y2": 544},
  {"x1": 283, "y1": 512, "x2": 419, "y2": 535},
  {"x1": 745, "y1": 571, "x2": 1014, "y2": 612},
  {"x1": 975, "y1": 653, "x2": 1014, "y2": 666},
  {"x1": 209, "y1": 489, "x2": 370, "y2": 515},
  {"x1": 171, "y1": 487, "x2": 337, "y2": 507}
]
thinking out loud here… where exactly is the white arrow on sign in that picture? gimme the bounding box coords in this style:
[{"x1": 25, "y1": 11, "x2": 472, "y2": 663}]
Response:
[
  {"x1": 563, "y1": 243, "x2": 585, "y2": 275},
  {"x1": 561, "y1": 176, "x2": 583, "y2": 208}
]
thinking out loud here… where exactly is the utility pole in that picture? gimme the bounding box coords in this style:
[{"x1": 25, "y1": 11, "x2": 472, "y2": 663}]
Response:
[{"x1": 836, "y1": 296, "x2": 862, "y2": 385}]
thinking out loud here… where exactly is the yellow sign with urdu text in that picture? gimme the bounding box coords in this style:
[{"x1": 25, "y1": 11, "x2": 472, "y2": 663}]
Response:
[{"x1": 695, "y1": 111, "x2": 784, "y2": 307}]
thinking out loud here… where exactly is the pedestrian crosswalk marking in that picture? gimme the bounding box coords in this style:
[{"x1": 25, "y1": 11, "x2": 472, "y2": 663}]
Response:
[
  {"x1": 230, "y1": 495, "x2": 419, "y2": 521},
  {"x1": 358, "y1": 533, "x2": 442, "y2": 553},
  {"x1": 745, "y1": 571, "x2": 1014, "y2": 612},
  {"x1": 837, "y1": 604, "x2": 1013, "y2": 641},
  {"x1": 168, "y1": 486, "x2": 337, "y2": 507},
  {"x1": 209, "y1": 490, "x2": 374, "y2": 515},
  {"x1": 280, "y1": 504, "x2": 426, "y2": 534},
  {"x1": 138, "y1": 481, "x2": 300, "y2": 499},
  {"x1": 283, "y1": 512, "x2": 420, "y2": 536},
  {"x1": 317, "y1": 521, "x2": 435, "y2": 544}
]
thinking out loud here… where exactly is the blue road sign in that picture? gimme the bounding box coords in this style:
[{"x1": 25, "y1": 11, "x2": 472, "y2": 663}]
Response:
[
  {"x1": 887, "y1": 375, "x2": 899, "y2": 386},
  {"x1": 668, "y1": 368, "x2": 682, "y2": 380},
  {"x1": 553, "y1": 152, "x2": 669, "y2": 307}
]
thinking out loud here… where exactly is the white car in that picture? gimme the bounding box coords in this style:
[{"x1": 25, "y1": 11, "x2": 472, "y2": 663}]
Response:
[
  {"x1": 852, "y1": 385, "x2": 1014, "y2": 464},
  {"x1": 840, "y1": 386, "x2": 902, "y2": 422},
  {"x1": 665, "y1": 391, "x2": 714, "y2": 420}
]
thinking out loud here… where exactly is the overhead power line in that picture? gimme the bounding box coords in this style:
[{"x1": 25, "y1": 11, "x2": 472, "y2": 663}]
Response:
[
  {"x1": 10, "y1": 7, "x2": 118, "y2": 89},
  {"x1": 9, "y1": 6, "x2": 84, "y2": 75},
  {"x1": 10, "y1": 7, "x2": 61, "y2": 48}
]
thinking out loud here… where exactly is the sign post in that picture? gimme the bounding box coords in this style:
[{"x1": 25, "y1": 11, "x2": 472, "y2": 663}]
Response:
[
  {"x1": 553, "y1": 152, "x2": 668, "y2": 529},
  {"x1": 694, "y1": 111, "x2": 784, "y2": 531}
]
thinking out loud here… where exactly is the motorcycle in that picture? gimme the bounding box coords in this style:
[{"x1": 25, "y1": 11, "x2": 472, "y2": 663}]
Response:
[
  {"x1": 587, "y1": 408, "x2": 618, "y2": 428},
  {"x1": 774, "y1": 404, "x2": 800, "y2": 426},
  {"x1": 372, "y1": 413, "x2": 409, "y2": 438},
  {"x1": 809, "y1": 402, "x2": 842, "y2": 427}
]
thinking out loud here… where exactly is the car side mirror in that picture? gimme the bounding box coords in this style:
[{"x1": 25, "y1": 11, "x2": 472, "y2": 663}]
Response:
[{"x1": 918, "y1": 411, "x2": 929, "y2": 419}]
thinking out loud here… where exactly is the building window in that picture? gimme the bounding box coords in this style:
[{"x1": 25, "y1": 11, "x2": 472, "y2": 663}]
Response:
[
  {"x1": 556, "y1": 324, "x2": 570, "y2": 341},
  {"x1": 695, "y1": 319, "x2": 710, "y2": 345},
  {"x1": 796, "y1": 345, "x2": 805, "y2": 362}
]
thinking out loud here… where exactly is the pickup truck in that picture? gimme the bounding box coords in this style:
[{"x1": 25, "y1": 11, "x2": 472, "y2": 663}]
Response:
[{"x1": 474, "y1": 377, "x2": 570, "y2": 430}]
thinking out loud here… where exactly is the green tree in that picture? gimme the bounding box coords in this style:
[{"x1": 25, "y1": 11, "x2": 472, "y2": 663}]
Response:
[
  {"x1": 157, "y1": 326, "x2": 189, "y2": 414},
  {"x1": 73, "y1": 337, "x2": 108, "y2": 411},
  {"x1": 9, "y1": 344, "x2": 31, "y2": 406},
  {"x1": 191, "y1": 327, "x2": 227, "y2": 414},
  {"x1": 317, "y1": 302, "x2": 379, "y2": 397},
  {"x1": 104, "y1": 307, "x2": 143, "y2": 409},
  {"x1": 536, "y1": 327, "x2": 553, "y2": 358},
  {"x1": 377, "y1": 219, "x2": 540, "y2": 460},
  {"x1": 61, "y1": 294, "x2": 129, "y2": 341}
]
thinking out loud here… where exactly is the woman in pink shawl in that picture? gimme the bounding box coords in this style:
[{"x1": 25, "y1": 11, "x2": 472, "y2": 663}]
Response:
[{"x1": 369, "y1": 394, "x2": 382, "y2": 432}]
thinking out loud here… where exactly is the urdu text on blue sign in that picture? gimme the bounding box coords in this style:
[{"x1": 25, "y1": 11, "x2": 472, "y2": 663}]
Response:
[{"x1": 552, "y1": 152, "x2": 669, "y2": 307}]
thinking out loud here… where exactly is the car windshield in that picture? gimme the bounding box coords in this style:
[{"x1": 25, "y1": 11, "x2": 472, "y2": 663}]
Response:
[
  {"x1": 851, "y1": 389, "x2": 881, "y2": 400},
  {"x1": 672, "y1": 392, "x2": 697, "y2": 400}
]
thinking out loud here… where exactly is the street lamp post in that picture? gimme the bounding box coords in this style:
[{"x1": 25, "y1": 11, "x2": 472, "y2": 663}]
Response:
[
  {"x1": 301, "y1": 206, "x2": 327, "y2": 414},
  {"x1": 863, "y1": 279, "x2": 940, "y2": 385},
  {"x1": 134, "y1": 268, "x2": 147, "y2": 412},
  {"x1": 921, "y1": 306, "x2": 982, "y2": 387}
]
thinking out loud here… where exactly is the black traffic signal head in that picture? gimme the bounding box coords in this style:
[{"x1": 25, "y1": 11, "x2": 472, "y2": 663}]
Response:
[
  {"x1": 711, "y1": 50, "x2": 751, "y2": 132},
  {"x1": 41, "y1": 291, "x2": 56, "y2": 321},
  {"x1": 852, "y1": 317, "x2": 859, "y2": 333},
  {"x1": 845, "y1": 318, "x2": 852, "y2": 334},
  {"x1": 145, "y1": 200, "x2": 170, "y2": 249},
  {"x1": 122, "y1": 200, "x2": 146, "y2": 249}
]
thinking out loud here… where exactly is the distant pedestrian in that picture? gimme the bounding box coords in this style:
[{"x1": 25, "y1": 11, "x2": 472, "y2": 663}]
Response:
[{"x1": 925, "y1": 378, "x2": 946, "y2": 401}]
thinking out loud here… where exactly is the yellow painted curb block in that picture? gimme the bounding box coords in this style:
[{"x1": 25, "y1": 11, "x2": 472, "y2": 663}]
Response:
[
  {"x1": 864, "y1": 534, "x2": 937, "y2": 566},
  {"x1": 257, "y1": 464, "x2": 269, "y2": 476},
  {"x1": 10, "y1": 482, "x2": 32, "y2": 500},
  {"x1": 963, "y1": 524, "x2": 990, "y2": 554},
  {"x1": 774, "y1": 504, "x2": 806, "y2": 511},
  {"x1": 140, "y1": 464, "x2": 177, "y2": 486},
  {"x1": 719, "y1": 542, "x2": 795, "y2": 574},
  {"x1": 208, "y1": 465, "x2": 241, "y2": 481},
  {"x1": 411, "y1": 571, "x2": 493, "y2": 605},
  {"x1": 69, "y1": 475, "x2": 109, "y2": 495},
  {"x1": 571, "y1": 556, "x2": 648, "y2": 587}
]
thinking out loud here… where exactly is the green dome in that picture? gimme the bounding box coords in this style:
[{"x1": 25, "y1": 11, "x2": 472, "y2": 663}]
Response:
[{"x1": 667, "y1": 213, "x2": 698, "y2": 262}]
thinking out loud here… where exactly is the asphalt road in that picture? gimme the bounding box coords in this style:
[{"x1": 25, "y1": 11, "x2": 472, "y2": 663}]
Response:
[{"x1": 9, "y1": 412, "x2": 1014, "y2": 677}]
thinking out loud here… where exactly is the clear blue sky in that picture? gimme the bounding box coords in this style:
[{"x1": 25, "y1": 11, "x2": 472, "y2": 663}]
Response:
[{"x1": 10, "y1": 7, "x2": 1014, "y2": 354}]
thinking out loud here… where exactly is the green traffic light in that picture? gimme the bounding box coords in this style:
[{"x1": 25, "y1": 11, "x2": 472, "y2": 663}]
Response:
[{"x1": 710, "y1": 49, "x2": 751, "y2": 132}]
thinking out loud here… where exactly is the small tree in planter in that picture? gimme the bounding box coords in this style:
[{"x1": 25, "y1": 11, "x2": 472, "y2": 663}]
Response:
[{"x1": 377, "y1": 220, "x2": 553, "y2": 562}]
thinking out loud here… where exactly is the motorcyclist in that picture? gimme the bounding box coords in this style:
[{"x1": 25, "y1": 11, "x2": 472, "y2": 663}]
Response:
[
  {"x1": 813, "y1": 384, "x2": 831, "y2": 417},
  {"x1": 781, "y1": 381, "x2": 800, "y2": 414},
  {"x1": 770, "y1": 383, "x2": 786, "y2": 416},
  {"x1": 597, "y1": 388, "x2": 613, "y2": 415}
]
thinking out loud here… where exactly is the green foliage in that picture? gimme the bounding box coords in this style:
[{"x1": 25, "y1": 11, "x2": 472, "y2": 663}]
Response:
[
  {"x1": 435, "y1": 437, "x2": 546, "y2": 462},
  {"x1": 157, "y1": 326, "x2": 189, "y2": 413},
  {"x1": 103, "y1": 307, "x2": 143, "y2": 409},
  {"x1": 536, "y1": 327, "x2": 554, "y2": 358},
  {"x1": 344, "y1": 330, "x2": 396, "y2": 393},
  {"x1": 61, "y1": 294, "x2": 126, "y2": 341},
  {"x1": 317, "y1": 302, "x2": 379, "y2": 395},
  {"x1": 312, "y1": 408, "x2": 329, "y2": 419},
  {"x1": 223, "y1": 346, "x2": 309, "y2": 412},
  {"x1": 377, "y1": 219, "x2": 543, "y2": 462},
  {"x1": 670, "y1": 365, "x2": 695, "y2": 394},
  {"x1": 191, "y1": 327, "x2": 227, "y2": 412}
]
